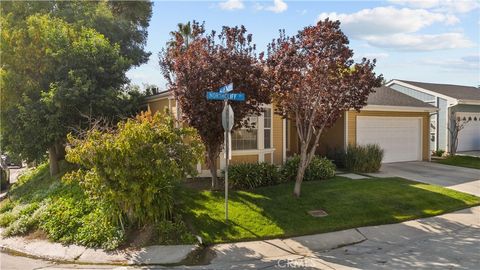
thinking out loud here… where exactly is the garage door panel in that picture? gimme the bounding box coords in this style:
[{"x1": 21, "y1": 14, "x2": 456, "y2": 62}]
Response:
[
  {"x1": 457, "y1": 113, "x2": 480, "y2": 152},
  {"x1": 357, "y1": 117, "x2": 422, "y2": 163}
]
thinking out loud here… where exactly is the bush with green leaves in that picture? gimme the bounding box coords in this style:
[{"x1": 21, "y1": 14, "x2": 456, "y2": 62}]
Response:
[
  {"x1": 226, "y1": 162, "x2": 282, "y2": 190},
  {"x1": 156, "y1": 215, "x2": 196, "y2": 245},
  {"x1": 65, "y1": 112, "x2": 204, "y2": 226},
  {"x1": 282, "y1": 156, "x2": 336, "y2": 182},
  {"x1": 75, "y1": 206, "x2": 125, "y2": 250},
  {"x1": 0, "y1": 163, "x2": 126, "y2": 249},
  {"x1": 345, "y1": 144, "x2": 384, "y2": 173},
  {"x1": 432, "y1": 149, "x2": 445, "y2": 157}
]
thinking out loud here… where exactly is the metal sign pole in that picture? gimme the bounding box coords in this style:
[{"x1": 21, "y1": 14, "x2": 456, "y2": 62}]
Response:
[{"x1": 224, "y1": 99, "x2": 229, "y2": 222}]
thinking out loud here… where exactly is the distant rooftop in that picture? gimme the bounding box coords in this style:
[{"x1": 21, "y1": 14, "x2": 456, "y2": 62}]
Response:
[{"x1": 394, "y1": 80, "x2": 480, "y2": 101}]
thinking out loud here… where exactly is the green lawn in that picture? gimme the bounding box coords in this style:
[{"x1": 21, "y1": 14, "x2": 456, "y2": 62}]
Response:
[
  {"x1": 180, "y1": 177, "x2": 480, "y2": 244},
  {"x1": 436, "y1": 155, "x2": 480, "y2": 170}
]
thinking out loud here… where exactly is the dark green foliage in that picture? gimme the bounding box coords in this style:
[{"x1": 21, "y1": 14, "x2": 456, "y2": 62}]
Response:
[
  {"x1": 0, "y1": 167, "x2": 9, "y2": 190},
  {"x1": 1, "y1": 1, "x2": 152, "y2": 165},
  {"x1": 226, "y1": 163, "x2": 282, "y2": 190},
  {"x1": 281, "y1": 156, "x2": 336, "y2": 182},
  {"x1": 156, "y1": 215, "x2": 196, "y2": 245},
  {"x1": 345, "y1": 144, "x2": 384, "y2": 173},
  {"x1": 326, "y1": 147, "x2": 346, "y2": 168}
]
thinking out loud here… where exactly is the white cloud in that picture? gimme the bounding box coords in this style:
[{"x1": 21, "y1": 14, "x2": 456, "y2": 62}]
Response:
[
  {"x1": 219, "y1": 0, "x2": 244, "y2": 11},
  {"x1": 316, "y1": 6, "x2": 475, "y2": 51},
  {"x1": 256, "y1": 0, "x2": 288, "y2": 13},
  {"x1": 363, "y1": 33, "x2": 474, "y2": 51},
  {"x1": 420, "y1": 55, "x2": 480, "y2": 70},
  {"x1": 389, "y1": 0, "x2": 479, "y2": 13},
  {"x1": 317, "y1": 6, "x2": 459, "y2": 38}
]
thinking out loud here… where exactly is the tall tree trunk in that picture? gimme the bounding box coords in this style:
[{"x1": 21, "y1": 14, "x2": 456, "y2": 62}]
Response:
[
  {"x1": 55, "y1": 141, "x2": 66, "y2": 161},
  {"x1": 207, "y1": 153, "x2": 218, "y2": 190},
  {"x1": 48, "y1": 145, "x2": 59, "y2": 176},
  {"x1": 294, "y1": 145, "x2": 309, "y2": 197}
]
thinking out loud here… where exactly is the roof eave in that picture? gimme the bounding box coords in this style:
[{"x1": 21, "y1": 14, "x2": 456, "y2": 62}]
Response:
[
  {"x1": 362, "y1": 105, "x2": 438, "y2": 112},
  {"x1": 387, "y1": 79, "x2": 458, "y2": 103},
  {"x1": 457, "y1": 99, "x2": 480, "y2": 105}
]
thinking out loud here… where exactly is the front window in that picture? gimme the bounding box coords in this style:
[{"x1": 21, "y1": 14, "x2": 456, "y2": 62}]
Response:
[
  {"x1": 232, "y1": 116, "x2": 258, "y2": 150},
  {"x1": 264, "y1": 108, "x2": 272, "y2": 149}
]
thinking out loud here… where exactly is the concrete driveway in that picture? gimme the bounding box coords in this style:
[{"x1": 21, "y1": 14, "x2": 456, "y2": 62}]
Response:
[{"x1": 372, "y1": 161, "x2": 480, "y2": 196}]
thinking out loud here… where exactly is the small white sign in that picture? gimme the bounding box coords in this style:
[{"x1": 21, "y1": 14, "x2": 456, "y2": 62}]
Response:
[{"x1": 222, "y1": 105, "x2": 234, "y2": 131}]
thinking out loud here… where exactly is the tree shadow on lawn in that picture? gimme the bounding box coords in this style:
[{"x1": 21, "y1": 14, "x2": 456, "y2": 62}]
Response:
[{"x1": 180, "y1": 177, "x2": 480, "y2": 244}]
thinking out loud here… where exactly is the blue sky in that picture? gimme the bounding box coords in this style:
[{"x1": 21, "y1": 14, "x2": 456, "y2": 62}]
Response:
[{"x1": 126, "y1": 0, "x2": 480, "y2": 89}]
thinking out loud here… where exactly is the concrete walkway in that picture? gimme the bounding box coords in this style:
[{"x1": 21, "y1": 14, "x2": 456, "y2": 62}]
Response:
[
  {"x1": 457, "y1": 151, "x2": 480, "y2": 157},
  {"x1": 0, "y1": 229, "x2": 198, "y2": 265},
  {"x1": 368, "y1": 161, "x2": 480, "y2": 196},
  {"x1": 1, "y1": 206, "x2": 479, "y2": 269}
]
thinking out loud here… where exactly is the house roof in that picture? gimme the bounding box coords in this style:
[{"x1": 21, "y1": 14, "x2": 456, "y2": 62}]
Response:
[
  {"x1": 367, "y1": 86, "x2": 436, "y2": 108},
  {"x1": 395, "y1": 80, "x2": 480, "y2": 101}
]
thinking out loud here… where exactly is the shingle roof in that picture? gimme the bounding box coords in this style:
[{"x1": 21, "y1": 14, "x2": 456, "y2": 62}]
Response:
[
  {"x1": 367, "y1": 86, "x2": 436, "y2": 108},
  {"x1": 396, "y1": 80, "x2": 480, "y2": 101}
]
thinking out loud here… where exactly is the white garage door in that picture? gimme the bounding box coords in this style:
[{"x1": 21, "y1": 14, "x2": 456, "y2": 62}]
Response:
[
  {"x1": 357, "y1": 116, "x2": 422, "y2": 163},
  {"x1": 457, "y1": 113, "x2": 480, "y2": 152}
]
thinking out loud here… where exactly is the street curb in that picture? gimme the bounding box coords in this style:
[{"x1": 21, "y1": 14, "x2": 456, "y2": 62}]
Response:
[
  {"x1": 1, "y1": 206, "x2": 479, "y2": 266},
  {"x1": 0, "y1": 229, "x2": 199, "y2": 266}
]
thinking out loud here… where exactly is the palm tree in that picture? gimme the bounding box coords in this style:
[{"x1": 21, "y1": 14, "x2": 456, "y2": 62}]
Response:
[{"x1": 167, "y1": 22, "x2": 193, "y2": 49}]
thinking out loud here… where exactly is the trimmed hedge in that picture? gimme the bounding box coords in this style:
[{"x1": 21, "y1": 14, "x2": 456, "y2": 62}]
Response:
[
  {"x1": 345, "y1": 144, "x2": 383, "y2": 173},
  {"x1": 226, "y1": 162, "x2": 282, "y2": 190},
  {"x1": 281, "y1": 155, "x2": 336, "y2": 182}
]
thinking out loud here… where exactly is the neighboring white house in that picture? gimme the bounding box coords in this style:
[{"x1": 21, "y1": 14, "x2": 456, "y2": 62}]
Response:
[{"x1": 386, "y1": 80, "x2": 480, "y2": 153}]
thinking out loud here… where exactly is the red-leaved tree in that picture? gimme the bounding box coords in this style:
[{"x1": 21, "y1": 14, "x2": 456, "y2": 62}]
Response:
[
  {"x1": 160, "y1": 22, "x2": 269, "y2": 189},
  {"x1": 264, "y1": 19, "x2": 383, "y2": 197}
]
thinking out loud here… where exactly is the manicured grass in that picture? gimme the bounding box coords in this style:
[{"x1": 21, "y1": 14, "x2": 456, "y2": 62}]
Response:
[
  {"x1": 181, "y1": 177, "x2": 480, "y2": 244},
  {"x1": 436, "y1": 155, "x2": 480, "y2": 170}
]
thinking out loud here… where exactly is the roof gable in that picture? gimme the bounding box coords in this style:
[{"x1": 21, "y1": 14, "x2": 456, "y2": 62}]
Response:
[
  {"x1": 367, "y1": 86, "x2": 436, "y2": 108},
  {"x1": 394, "y1": 80, "x2": 480, "y2": 101}
]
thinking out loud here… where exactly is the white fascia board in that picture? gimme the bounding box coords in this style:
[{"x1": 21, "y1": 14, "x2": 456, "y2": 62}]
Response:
[
  {"x1": 388, "y1": 80, "x2": 458, "y2": 105},
  {"x1": 362, "y1": 105, "x2": 438, "y2": 112},
  {"x1": 457, "y1": 99, "x2": 480, "y2": 105}
]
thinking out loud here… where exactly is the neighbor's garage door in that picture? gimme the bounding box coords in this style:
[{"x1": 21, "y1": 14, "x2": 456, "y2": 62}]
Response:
[
  {"x1": 357, "y1": 116, "x2": 422, "y2": 163},
  {"x1": 457, "y1": 113, "x2": 480, "y2": 152}
]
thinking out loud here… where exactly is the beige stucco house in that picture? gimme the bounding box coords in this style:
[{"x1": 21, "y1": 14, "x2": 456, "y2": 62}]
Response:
[{"x1": 145, "y1": 86, "x2": 436, "y2": 176}]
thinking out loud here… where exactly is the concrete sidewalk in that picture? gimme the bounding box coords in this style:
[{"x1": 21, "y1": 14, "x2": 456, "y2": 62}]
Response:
[{"x1": 0, "y1": 230, "x2": 199, "y2": 265}]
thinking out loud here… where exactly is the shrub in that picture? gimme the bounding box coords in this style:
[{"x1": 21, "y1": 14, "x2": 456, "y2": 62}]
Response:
[
  {"x1": 0, "y1": 202, "x2": 38, "y2": 228},
  {"x1": 326, "y1": 147, "x2": 346, "y2": 168},
  {"x1": 65, "y1": 112, "x2": 204, "y2": 226},
  {"x1": 281, "y1": 156, "x2": 336, "y2": 182},
  {"x1": 0, "y1": 200, "x2": 15, "y2": 214},
  {"x1": 432, "y1": 149, "x2": 445, "y2": 157},
  {"x1": 156, "y1": 215, "x2": 196, "y2": 245},
  {"x1": 3, "y1": 203, "x2": 45, "y2": 236},
  {"x1": 75, "y1": 207, "x2": 125, "y2": 250},
  {"x1": 345, "y1": 144, "x2": 383, "y2": 173},
  {"x1": 39, "y1": 196, "x2": 92, "y2": 243},
  {"x1": 227, "y1": 162, "x2": 282, "y2": 189}
]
